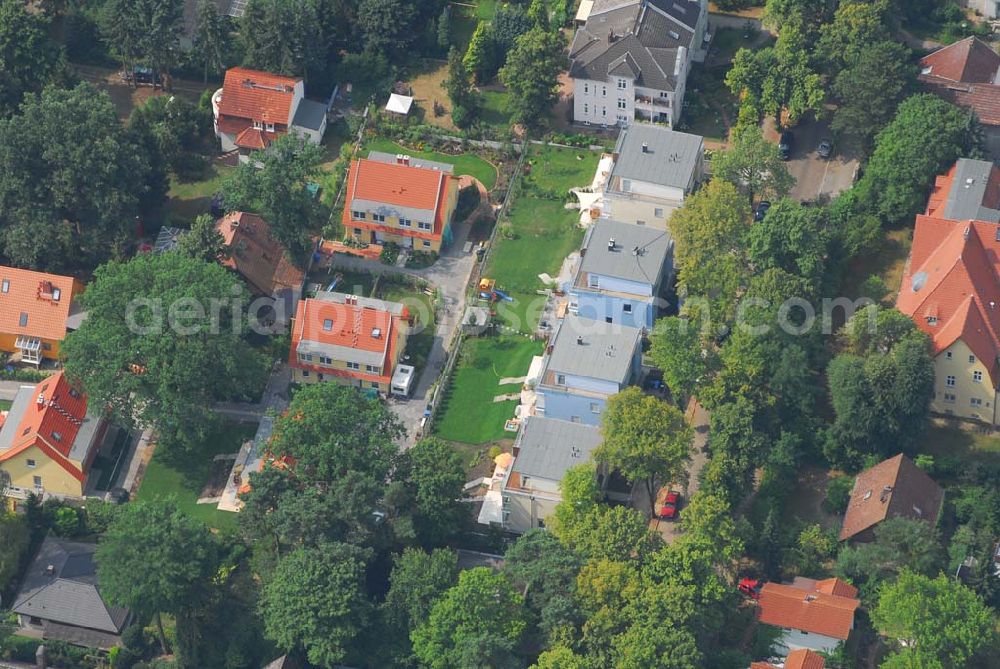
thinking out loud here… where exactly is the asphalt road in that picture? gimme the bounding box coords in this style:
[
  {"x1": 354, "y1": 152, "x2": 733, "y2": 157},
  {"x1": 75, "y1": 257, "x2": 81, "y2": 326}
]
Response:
[{"x1": 763, "y1": 118, "x2": 859, "y2": 203}]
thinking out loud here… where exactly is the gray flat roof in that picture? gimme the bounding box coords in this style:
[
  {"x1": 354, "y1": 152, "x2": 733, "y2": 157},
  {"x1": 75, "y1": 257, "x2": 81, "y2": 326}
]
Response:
[
  {"x1": 292, "y1": 98, "x2": 327, "y2": 132},
  {"x1": 545, "y1": 314, "x2": 641, "y2": 383},
  {"x1": 366, "y1": 151, "x2": 455, "y2": 174},
  {"x1": 609, "y1": 124, "x2": 703, "y2": 189},
  {"x1": 580, "y1": 219, "x2": 671, "y2": 285},
  {"x1": 512, "y1": 416, "x2": 602, "y2": 481},
  {"x1": 943, "y1": 158, "x2": 1000, "y2": 222},
  {"x1": 0, "y1": 385, "x2": 34, "y2": 454}
]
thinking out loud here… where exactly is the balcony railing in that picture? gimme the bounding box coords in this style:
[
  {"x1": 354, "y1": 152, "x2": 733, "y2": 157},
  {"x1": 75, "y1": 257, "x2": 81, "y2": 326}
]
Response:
[{"x1": 635, "y1": 95, "x2": 670, "y2": 109}]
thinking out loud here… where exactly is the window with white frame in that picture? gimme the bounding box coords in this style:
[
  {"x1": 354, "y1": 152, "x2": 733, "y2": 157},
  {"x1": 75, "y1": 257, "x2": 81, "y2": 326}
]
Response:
[
  {"x1": 969, "y1": 355, "x2": 976, "y2": 363},
  {"x1": 319, "y1": 356, "x2": 333, "y2": 365},
  {"x1": 623, "y1": 304, "x2": 632, "y2": 313},
  {"x1": 347, "y1": 362, "x2": 360, "y2": 370},
  {"x1": 422, "y1": 240, "x2": 431, "y2": 247},
  {"x1": 26, "y1": 459, "x2": 36, "y2": 468},
  {"x1": 418, "y1": 221, "x2": 432, "y2": 231},
  {"x1": 943, "y1": 393, "x2": 956, "y2": 403},
  {"x1": 617, "y1": 98, "x2": 627, "y2": 110},
  {"x1": 617, "y1": 78, "x2": 627, "y2": 89},
  {"x1": 584, "y1": 83, "x2": 589, "y2": 94},
  {"x1": 352, "y1": 211, "x2": 366, "y2": 220},
  {"x1": 583, "y1": 103, "x2": 589, "y2": 114},
  {"x1": 946, "y1": 375, "x2": 956, "y2": 387},
  {"x1": 373, "y1": 213, "x2": 385, "y2": 222},
  {"x1": 33, "y1": 476, "x2": 42, "y2": 488},
  {"x1": 974, "y1": 370, "x2": 983, "y2": 382},
  {"x1": 400, "y1": 218, "x2": 411, "y2": 227},
  {"x1": 602, "y1": 86, "x2": 607, "y2": 97},
  {"x1": 654, "y1": 208, "x2": 664, "y2": 217},
  {"x1": 946, "y1": 351, "x2": 953, "y2": 359},
  {"x1": 265, "y1": 122, "x2": 275, "y2": 132},
  {"x1": 971, "y1": 397, "x2": 983, "y2": 407}
]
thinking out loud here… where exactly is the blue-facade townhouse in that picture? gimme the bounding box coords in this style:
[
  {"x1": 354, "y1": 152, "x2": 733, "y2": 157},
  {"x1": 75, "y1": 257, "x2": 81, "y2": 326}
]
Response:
[
  {"x1": 568, "y1": 218, "x2": 673, "y2": 329},
  {"x1": 535, "y1": 314, "x2": 643, "y2": 426}
]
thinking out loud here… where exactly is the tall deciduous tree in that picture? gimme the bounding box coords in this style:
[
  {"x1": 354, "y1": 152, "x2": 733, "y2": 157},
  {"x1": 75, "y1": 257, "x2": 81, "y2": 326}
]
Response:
[
  {"x1": 836, "y1": 517, "x2": 944, "y2": 601},
  {"x1": 178, "y1": 214, "x2": 227, "y2": 262},
  {"x1": 872, "y1": 571, "x2": 996, "y2": 668},
  {"x1": 712, "y1": 125, "x2": 794, "y2": 206},
  {"x1": 0, "y1": 84, "x2": 153, "y2": 271},
  {"x1": 0, "y1": 513, "x2": 29, "y2": 593},
  {"x1": 445, "y1": 46, "x2": 480, "y2": 129},
  {"x1": 831, "y1": 41, "x2": 914, "y2": 151},
  {"x1": 596, "y1": 387, "x2": 694, "y2": 516},
  {"x1": 851, "y1": 94, "x2": 978, "y2": 226},
  {"x1": 505, "y1": 530, "x2": 582, "y2": 645},
  {"x1": 221, "y1": 132, "x2": 323, "y2": 255},
  {"x1": 96, "y1": 500, "x2": 219, "y2": 654},
  {"x1": 381, "y1": 547, "x2": 459, "y2": 665},
  {"x1": 499, "y1": 27, "x2": 564, "y2": 131},
  {"x1": 648, "y1": 316, "x2": 713, "y2": 404},
  {"x1": 746, "y1": 197, "x2": 830, "y2": 292},
  {"x1": 412, "y1": 567, "x2": 527, "y2": 669},
  {"x1": 669, "y1": 180, "x2": 751, "y2": 323},
  {"x1": 62, "y1": 253, "x2": 268, "y2": 457},
  {"x1": 402, "y1": 437, "x2": 467, "y2": 546},
  {"x1": 357, "y1": 0, "x2": 417, "y2": 59},
  {"x1": 825, "y1": 330, "x2": 935, "y2": 467},
  {"x1": 463, "y1": 21, "x2": 498, "y2": 84},
  {"x1": 260, "y1": 542, "x2": 372, "y2": 668},
  {"x1": 100, "y1": 0, "x2": 184, "y2": 82},
  {"x1": 193, "y1": 0, "x2": 228, "y2": 83},
  {"x1": 0, "y1": 0, "x2": 64, "y2": 115}
]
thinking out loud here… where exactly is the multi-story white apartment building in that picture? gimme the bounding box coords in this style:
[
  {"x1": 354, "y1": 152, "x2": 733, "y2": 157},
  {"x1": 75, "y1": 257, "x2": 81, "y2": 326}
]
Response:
[{"x1": 570, "y1": 0, "x2": 708, "y2": 127}]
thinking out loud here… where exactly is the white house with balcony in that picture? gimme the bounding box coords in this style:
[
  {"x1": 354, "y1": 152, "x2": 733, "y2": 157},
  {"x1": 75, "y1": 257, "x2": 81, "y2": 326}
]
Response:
[{"x1": 570, "y1": 0, "x2": 708, "y2": 128}]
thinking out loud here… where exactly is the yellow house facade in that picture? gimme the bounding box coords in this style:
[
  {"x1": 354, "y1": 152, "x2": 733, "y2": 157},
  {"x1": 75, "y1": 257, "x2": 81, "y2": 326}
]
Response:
[
  {"x1": 931, "y1": 339, "x2": 1000, "y2": 424},
  {"x1": 0, "y1": 267, "x2": 82, "y2": 365},
  {"x1": 0, "y1": 373, "x2": 105, "y2": 505}
]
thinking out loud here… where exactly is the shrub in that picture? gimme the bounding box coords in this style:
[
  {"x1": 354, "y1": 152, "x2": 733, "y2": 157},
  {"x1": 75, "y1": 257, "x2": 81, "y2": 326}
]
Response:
[
  {"x1": 0, "y1": 367, "x2": 48, "y2": 382},
  {"x1": 52, "y1": 506, "x2": 81, "y2": 537},
  {"x1": 823, "y1": 475, "x2": 854, "y2": 514},
  {"x1": 380, "y1": 242, "x2": 401, "y2": 265}
]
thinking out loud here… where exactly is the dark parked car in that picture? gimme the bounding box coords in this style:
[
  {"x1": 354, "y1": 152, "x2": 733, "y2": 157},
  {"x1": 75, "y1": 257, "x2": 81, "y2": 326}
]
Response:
[
  {"x1": 818, "y1": 137, "x2": 833, "y2": 159},
  {"x1": 778, "y1": 131, "x2": 794, "y2": 160},
  {"x1": 754, "y1": 200, "x2": 771, "y2": 222}
]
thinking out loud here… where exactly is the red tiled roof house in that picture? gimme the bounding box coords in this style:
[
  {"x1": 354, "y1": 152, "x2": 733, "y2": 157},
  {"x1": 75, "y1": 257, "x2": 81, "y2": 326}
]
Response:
[
  {"x1": 0, "y1": 372, "x2": 107, "y2": 504},
  {"x1": 896, "y1": 158, "x2": 1000, "y2": 424},
  {"x1": 0, "y1": 266, "x2": 84, "y2": 365},
  {"x1": 751, "y1": 648, "x2": 826, "y2": 669},
  {"x1": 919, "y1": 37, "x2": 1000, "y2": 158},
  {"x1": 289, "y1": 291, "x2": 414, "y2": 394},
  {"x1": 212, "y1": 67, "x2": 328, "y2": 161},
  {"x1": 756, "y1": 577, "x2": 860, "y2": 655},
  {"x1": 342, "y1": 152, "x2": 461, "y2": 253},
  {"x1": 839, "y1": 454, "x2": 944, "y2": 543}
]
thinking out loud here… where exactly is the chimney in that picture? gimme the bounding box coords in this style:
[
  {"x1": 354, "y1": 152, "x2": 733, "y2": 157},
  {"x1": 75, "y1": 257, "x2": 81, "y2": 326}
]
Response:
[
  {"x1": 641, "y1": 142, "x2": 648, "y2": 153},
  {"x1": 880, "y1": 485, "x2": 892, "y2": 503},
  {"x1": 401, "y1": 155, "x2": 411, "y2": 166},
  {"x1": 37, "y1": 394, "x2": 45, "y2": 406},
  {"x1": 607, "y1": 237, "x2": 616, "y2": 251},
  {"x1": 45, "y1": 564, "x2": 55, "y2": 576},
  {"x1": 577, "y1": 336, "x2": 584, "y2": 346}
]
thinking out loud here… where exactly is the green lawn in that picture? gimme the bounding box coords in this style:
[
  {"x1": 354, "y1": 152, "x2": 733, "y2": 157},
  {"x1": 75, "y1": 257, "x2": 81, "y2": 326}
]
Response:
[
  {"x1": 136, "y1": 421, "x2": 258, "y2": 530},
  {"x1": 166, "y1": 163, "x2": 234, "y2": 224},
  {"x1": 524, "y1": 144, "x2": 602, "y2": 194},
  {"x1": 0, "y1": 400, "x2": 11, "y2": 411},
  {"x1": 479, "y1": 90, "x2": 513, "y2": 132},
  {"x1": 472, "y1": 0, "x2": 498, "y2": 20},
  {"x1": 434, "y1": 336, "x2": 542, "y2": 444},
  {"x1": 917, "y1": 421, "x2": 1000, "y2": 459},
  {"x1": 363, "y1": 138, "x2": 498, "y2": 190},
  {"x1": 682, "y1": 66, "x2": 737, "y2": 143}
]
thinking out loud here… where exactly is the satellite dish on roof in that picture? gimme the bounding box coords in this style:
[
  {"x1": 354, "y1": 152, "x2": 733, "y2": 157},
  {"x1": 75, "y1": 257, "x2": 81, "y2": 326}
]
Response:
[{"x1": 911, "y1": 271, "x2": 928, "y2": 293}]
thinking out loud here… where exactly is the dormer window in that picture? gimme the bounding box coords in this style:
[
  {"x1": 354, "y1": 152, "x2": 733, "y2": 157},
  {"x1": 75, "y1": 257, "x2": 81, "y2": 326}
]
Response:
[
  {"x1": 926, "y1": 316, "x2": 937, "y2": 325},
  {"x1": 265, "y1": 123, "x2": 275, "y2": 133},
  {"x1": 252, "y1": 120, "x2": 263, "y2": 130}
]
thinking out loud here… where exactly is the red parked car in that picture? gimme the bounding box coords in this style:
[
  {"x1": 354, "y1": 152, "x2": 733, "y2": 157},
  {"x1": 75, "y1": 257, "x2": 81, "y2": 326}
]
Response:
[
  {"x1": 655, "y1": 487, "x2": 681, "y2": 519},
  {"x1": 738, "y1": 578, "x2": 764, "y2": 600}
]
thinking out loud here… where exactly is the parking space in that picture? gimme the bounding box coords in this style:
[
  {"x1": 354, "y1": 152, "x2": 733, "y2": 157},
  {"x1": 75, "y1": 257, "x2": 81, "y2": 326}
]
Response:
[{"x1": 763, "y1": 117, "x2": 859, "y2": 203}]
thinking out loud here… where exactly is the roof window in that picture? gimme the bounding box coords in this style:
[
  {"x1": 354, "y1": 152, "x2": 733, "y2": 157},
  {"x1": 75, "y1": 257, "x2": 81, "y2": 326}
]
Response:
[
  {"x1": 323, "y1": 319, "x2": 333, "y2": 331},
  {"x1": 1, "y1": 279, "x2": 8, "y2": 293},
  {"x1": 19, "y1": 312, "x2": 27, "y2": 327}
]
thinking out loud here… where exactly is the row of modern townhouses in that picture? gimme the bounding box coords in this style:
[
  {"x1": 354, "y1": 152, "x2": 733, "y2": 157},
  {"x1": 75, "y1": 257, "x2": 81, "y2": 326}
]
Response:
[{"x1": 483, "y1": 123, "x2": 705, "y2": 533}]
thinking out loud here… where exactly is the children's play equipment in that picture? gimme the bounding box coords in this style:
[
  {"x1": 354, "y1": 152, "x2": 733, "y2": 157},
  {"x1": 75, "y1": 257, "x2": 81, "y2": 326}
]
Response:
[{"x1": 478, "y1": 278, "x2": 514, "y2": 302}]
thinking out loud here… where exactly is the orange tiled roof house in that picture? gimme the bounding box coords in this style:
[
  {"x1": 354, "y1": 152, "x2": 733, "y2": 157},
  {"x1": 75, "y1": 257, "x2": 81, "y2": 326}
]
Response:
[
  {"x1": 0, "y1": 372, "x2": 108, "y2": 503},
  {"x1": 289, "y1": 291, "x2": 414, "y2": 394},
  {"x1": 896, "y1": 158, "x2": 1000, "y2": 424},
  {"x1": 212, "y1": 67, "x2": 328, "y2": 161},
  {"x1": 0, "y1": 266, "x2": 84, "y2": 365},
  {"x1": 216, "y1": 211, "x2": 305, "y2": 322},
  {"x1": 756, "y1": 577, "x2": 860, "y2": 655},
  {"x1": 342, "y1": 152, "x2": 461, "y2": 253},
  {"x1": 919, "y1": 37, "x2": 1000, "y2": 159}
]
